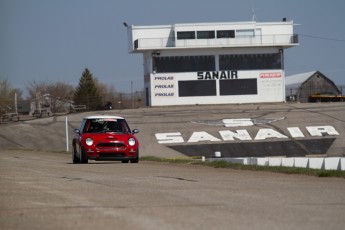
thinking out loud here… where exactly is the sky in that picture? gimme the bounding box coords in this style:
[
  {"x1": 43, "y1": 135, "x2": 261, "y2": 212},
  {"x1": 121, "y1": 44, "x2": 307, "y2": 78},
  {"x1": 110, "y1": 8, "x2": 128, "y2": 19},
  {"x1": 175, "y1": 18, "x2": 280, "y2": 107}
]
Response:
[{"x1": 1, "y1": 0, "x2": 345, "y2": 96}]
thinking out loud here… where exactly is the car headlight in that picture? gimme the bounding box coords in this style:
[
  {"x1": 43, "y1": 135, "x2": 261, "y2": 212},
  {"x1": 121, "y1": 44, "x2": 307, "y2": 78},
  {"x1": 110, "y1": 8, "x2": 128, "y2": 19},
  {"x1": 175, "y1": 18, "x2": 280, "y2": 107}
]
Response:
[
  {"x1": 85, "y1": 138, "x2": 93, "y2": 146},
  {"x1": 128, "y1": 138, "x2": 136, "y2": 146}
]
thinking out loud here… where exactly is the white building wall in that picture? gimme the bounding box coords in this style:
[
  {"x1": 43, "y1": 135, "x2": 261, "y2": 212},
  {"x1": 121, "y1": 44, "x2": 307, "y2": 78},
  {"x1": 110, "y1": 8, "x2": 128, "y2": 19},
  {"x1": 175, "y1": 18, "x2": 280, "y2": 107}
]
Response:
[
  {"x1": 259, "y1": 23, "x2": 295, "y2": 45},
  {"x1": 131, "y1": 25, "x2": 174, "y2": 50},
  {"x1": 150, "y1": 70, "x2": 284, "y2": 106},
  {"x1": 128, "y1": 21, "x2": 297, "y2": 106},
  {"x1": 129, "y1": 21, "x2": 297, "y2": 52}
]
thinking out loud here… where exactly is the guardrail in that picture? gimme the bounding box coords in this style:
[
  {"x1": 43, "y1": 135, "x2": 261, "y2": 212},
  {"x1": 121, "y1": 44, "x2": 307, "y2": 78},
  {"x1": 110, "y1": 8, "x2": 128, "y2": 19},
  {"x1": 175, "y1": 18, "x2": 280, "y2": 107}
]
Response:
[
  {"x1": 32, "y1": 109, "x2": 52, "y2": 117},
  {"x1": 71, "y1": 105, "x2": 87, "y2": 113},
  {"x1": 134, "y1": 34, "x2": 298, "y2": 50},
  {"x1": 1, "y1": 113, "x2": 19, "y2": 122}
]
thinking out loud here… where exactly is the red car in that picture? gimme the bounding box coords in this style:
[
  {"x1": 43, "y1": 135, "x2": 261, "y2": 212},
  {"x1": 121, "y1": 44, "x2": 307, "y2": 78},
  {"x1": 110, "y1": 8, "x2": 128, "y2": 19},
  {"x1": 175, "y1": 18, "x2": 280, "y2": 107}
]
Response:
[{"x1": 72, "y1": 115, "x2": 139, "y2": 163}]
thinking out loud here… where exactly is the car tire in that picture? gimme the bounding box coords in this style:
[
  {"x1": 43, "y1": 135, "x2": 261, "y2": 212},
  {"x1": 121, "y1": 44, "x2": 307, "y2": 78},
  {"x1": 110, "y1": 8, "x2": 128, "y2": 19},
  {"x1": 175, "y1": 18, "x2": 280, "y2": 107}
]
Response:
[
  {"x1": 131, "y1": 150, "x2": 139, "y2": 163},
  {"x1": 131, "y1": 158, "x2": 139, "y2": 163},
  {"x1": 72, "y1": 146, "x2": 80, "y2": 164},
  {"x1": 122, "y1": 159, "x2": 129, "y2": 163},
  {"x1": 80, "y1": 147, "x2": 88, "y2": 164}
]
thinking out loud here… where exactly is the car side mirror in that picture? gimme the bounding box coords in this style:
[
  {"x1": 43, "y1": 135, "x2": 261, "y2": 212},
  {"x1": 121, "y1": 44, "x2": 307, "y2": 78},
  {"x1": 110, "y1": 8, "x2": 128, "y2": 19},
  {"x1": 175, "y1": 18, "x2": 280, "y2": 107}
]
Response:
[
  {"x1": 132, "y1": 129, "x2": 139, "y2": 134},
  {"x1": 74, "y1": 129, "x2": 80, "y2": 134}
]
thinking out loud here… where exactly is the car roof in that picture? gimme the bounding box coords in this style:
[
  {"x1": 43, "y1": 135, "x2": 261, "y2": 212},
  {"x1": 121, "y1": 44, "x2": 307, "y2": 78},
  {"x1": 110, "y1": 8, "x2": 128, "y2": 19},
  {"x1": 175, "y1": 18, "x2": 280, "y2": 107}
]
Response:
[{"x1": 84, "y1": 115, "x2": 125, "y2": 120}]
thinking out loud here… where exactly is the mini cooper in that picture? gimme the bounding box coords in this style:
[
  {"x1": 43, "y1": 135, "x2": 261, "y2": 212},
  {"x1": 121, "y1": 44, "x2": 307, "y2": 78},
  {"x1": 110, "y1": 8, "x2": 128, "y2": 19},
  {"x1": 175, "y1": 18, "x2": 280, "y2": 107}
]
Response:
[{"x1": 72, "y1": 115, "x2": 139, "y2": 163}]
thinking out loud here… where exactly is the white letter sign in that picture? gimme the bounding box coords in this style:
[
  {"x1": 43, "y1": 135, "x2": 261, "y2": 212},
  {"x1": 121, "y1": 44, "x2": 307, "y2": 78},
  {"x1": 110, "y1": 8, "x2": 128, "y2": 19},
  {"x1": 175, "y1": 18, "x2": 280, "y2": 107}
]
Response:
[
  {"x1": 306, "y1": 126, "x2": 340, "y2": 137},
  {"x1": 219, "y1": 130, "x2": 252, "y2": 141},
  {"x1": 255, "y1": 129, "x2": 288, "y2": 140},
  {"x1": 188, "y1": 131, "x2": 221, "y2": 143},
  {"x1": 155, "y1": 132, "x2": 184, "y2": 144}
]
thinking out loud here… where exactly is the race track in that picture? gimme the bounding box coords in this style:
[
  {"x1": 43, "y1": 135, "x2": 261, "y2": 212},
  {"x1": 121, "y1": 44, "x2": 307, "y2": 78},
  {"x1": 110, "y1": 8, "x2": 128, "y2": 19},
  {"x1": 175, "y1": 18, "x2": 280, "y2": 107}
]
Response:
[
  {"x1": 1, "y1": 150, "x2": 345, "y2": 230},
  {"x1": 1, "y1": 103, "x2": 345, "y2": 158}
]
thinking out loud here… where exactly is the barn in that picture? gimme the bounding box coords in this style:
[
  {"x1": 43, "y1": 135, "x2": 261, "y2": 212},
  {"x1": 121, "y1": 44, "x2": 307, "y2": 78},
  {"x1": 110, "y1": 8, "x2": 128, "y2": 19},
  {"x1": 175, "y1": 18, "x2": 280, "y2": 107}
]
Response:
[{"x1": 285, "y1": 71, "x2": 342, "y2": 102}]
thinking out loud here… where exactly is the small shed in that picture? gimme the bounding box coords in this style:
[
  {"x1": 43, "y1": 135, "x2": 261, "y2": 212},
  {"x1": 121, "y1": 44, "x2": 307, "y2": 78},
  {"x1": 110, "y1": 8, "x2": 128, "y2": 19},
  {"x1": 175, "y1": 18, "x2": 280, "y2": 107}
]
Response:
[{"x1": 285, "y1": 71, "x2": 341, "y2": 102}]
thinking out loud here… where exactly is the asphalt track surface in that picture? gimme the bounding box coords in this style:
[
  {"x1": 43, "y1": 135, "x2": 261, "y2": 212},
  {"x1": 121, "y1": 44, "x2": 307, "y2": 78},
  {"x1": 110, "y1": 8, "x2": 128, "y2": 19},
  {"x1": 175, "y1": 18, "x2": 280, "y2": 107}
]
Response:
[{"x1": 1, "y1": 149, "x2": 345, "y2": 230}]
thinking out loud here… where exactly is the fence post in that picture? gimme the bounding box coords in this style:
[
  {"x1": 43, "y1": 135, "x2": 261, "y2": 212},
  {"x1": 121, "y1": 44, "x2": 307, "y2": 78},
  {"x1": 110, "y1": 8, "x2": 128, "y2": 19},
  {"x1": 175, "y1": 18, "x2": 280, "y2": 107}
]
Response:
[{"x1": 65, "y1": 116, "x2": 69, "y2": 152}]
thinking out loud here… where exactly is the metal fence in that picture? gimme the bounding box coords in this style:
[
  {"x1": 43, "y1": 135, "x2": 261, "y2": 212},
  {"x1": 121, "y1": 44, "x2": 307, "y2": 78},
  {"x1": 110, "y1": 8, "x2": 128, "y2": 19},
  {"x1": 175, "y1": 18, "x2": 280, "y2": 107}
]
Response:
[{"x1": 72, "y1": 91, "x2": 145, "y2": 111}]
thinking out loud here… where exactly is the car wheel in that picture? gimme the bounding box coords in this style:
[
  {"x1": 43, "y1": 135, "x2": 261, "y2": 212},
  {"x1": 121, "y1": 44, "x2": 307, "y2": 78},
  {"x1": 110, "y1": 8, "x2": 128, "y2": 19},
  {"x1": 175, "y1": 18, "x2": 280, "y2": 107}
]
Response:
[
  {"x1": 131, "y1": 158, "x2": 139, "y2": 163},
  {"x1": 80, "y1": 147, "x2": 88, "y2": 164},
  {"x1": 122, "y1": 159, "x2": 129, "y2": 163},
  {"x1": 72, "y1": 146, "x2": 80, "y2": 164},
  {"x1": 131, "y1": 150, "x2": 139, "y2": 163}
]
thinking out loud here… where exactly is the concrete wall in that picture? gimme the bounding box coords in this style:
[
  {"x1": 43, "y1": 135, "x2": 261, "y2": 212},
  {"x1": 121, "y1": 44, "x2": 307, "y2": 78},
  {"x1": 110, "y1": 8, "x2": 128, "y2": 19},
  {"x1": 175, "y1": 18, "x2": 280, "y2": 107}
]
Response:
[{"x1": 211, "y1": 156, "x2": 345, "y2": 171}]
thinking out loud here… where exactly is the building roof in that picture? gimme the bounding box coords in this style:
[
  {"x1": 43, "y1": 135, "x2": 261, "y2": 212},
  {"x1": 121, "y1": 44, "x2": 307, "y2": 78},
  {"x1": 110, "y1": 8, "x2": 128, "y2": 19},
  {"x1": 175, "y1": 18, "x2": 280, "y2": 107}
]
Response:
[
  {"x1": 84, "y1": 115, "x2": 124, "y2": 120},
  {"x1": 285, "y1": 71, "x2": 317, "y2": 88}
]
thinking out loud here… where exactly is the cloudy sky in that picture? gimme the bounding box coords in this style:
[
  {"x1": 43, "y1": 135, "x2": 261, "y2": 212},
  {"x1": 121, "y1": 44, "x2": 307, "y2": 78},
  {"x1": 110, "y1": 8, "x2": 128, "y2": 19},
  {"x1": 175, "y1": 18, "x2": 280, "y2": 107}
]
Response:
[{"x1": 1, "y1": 0, "x2": 345, "y2": 95}]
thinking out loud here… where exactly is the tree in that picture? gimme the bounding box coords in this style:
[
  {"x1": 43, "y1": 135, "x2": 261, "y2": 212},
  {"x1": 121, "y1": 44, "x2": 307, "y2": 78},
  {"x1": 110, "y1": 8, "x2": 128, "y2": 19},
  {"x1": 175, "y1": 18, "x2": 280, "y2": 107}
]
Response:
[
  {"x1": 26, "y1": 80, "x2": 75, "y2": 113},
  {"x1": 74, "y1": 68, "x2": 102, "y2": 110},
  {"x1": 26, "y1": 81, "x2": 75, "y2": 100},
  {"x1": 0, "y1": 79, "x2": 23, "y2": 114},
  {"x1": 94, "y1": 80, "x2": 118, "y2": 108}
]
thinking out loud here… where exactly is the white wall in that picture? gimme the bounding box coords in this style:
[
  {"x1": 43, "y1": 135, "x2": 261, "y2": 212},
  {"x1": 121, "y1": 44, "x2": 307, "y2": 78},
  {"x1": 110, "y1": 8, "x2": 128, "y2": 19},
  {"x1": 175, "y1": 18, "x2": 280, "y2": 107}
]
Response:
[
  {"x1": 129, "y1": 21, "x2": 295, "y2": 51},
  {"x1": 149, "y1": 70, "x2": 284, "y2": 106}
]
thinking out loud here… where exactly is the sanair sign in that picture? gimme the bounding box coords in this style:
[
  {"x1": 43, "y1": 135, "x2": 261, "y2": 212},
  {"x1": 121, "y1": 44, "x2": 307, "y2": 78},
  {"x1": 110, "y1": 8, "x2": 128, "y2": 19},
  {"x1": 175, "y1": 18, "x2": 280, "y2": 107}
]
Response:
[{"x1": 155, "y1": 118, "x2": 340, "y2": 144}]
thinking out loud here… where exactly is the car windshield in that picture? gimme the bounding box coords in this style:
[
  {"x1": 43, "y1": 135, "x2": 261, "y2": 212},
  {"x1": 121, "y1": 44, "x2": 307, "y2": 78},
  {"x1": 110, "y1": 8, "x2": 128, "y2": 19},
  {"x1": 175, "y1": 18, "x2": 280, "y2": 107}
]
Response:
[{"x1": 83, "y1": 118, "x2": 131, "y2": 134}]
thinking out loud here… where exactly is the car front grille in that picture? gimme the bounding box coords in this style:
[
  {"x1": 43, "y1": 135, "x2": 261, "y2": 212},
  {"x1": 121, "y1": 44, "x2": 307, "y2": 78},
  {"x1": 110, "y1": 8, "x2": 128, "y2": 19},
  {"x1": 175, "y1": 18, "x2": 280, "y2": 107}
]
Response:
[
  {"x1": 98, "y1": 153, "x2": 126, "y2": 158},
  {"x1": 96, "y1": 142, "x2": 126, "y2": 147}
]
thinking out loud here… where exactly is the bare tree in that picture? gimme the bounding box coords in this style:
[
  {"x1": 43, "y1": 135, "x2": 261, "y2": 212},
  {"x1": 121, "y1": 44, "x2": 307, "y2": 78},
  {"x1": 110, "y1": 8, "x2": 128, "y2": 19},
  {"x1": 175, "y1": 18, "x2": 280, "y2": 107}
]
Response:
[
  {"x1": 26, "y1": 81, "x2": 74, "y2": 100},
  {"x1": 94, "y1": 79, "x2": 119, "y2": 109},
  {"x1": 26, "y1": 81, "x2": 75, "y2": 113},
  {"x1": 0, "y1": 79, "x2": 23, "y2": 114}
]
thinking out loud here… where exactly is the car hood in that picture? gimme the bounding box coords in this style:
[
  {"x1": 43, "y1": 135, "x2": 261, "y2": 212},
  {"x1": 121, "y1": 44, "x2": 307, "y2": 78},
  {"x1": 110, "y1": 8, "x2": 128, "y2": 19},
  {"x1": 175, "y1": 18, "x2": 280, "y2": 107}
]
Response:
[{"x1": 82, "y1": 132, "x2": 137, "y2": 143}]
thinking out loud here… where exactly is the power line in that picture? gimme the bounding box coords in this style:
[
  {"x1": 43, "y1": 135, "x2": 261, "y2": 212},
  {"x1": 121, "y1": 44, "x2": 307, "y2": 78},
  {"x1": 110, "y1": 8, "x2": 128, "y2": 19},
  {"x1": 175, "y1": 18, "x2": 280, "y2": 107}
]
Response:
[{"x1": 299, "y1": 34, "x2": 345, "y2": 42}]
